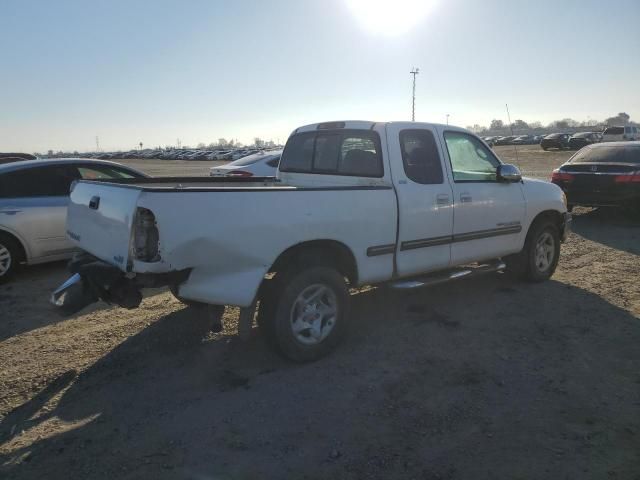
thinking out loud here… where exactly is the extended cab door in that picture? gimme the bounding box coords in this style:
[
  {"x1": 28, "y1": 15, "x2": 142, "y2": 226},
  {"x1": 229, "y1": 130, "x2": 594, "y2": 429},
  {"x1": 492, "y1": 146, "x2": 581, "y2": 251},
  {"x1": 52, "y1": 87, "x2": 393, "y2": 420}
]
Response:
[
  {"x1": 438, "y1": 128, "x2": 526, "y2": 265},
  {"x1": 386, "y1": 123, "x2": 454, "y2": 277}
]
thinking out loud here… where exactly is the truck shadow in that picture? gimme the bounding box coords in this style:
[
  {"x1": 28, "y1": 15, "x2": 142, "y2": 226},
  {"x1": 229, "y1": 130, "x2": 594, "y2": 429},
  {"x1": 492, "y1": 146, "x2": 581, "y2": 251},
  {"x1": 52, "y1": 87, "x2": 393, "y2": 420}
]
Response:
[
  {"x1": 1, "y1": 275, "x2": 639, "y2": 479},
  {"x1": 571, "y1": 207, "x2": 640, "y2": 255},
  {"x1": 0, "y1": 267, "x2": 169, "y2": 342}
]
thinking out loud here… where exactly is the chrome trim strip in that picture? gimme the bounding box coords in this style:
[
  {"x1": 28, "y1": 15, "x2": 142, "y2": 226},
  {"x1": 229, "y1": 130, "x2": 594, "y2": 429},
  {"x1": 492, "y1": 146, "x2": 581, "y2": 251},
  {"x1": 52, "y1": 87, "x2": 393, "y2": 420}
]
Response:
[
  {"x1": 400, "y1": 224, "x2": 522, "y2": 251},
  {"x1": 366, "y1": 244, "x2": 396, "y2": 257}
]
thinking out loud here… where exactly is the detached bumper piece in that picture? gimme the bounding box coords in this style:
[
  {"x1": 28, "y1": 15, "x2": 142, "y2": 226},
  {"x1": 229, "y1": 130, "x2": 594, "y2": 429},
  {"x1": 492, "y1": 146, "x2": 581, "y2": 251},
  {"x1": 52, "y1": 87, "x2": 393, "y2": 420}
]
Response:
[
  {"x1": 51, "y1": 253, "x2": 189, "y2": 316},
  {"x1": 561, "y1": 212, "x2": 572, "y2": 242}
]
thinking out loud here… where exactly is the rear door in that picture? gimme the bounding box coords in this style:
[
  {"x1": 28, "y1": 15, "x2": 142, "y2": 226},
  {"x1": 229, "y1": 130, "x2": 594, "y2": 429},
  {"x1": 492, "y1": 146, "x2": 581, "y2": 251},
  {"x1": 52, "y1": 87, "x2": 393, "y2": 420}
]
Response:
[
  {"x1": 386, "y1": 123, "x2": 454, "y2": 277},
  {"x1": 439, "y1": 129, "x2": 526, "y2": 265},
  {"x1": 0, "y1": 165, "x2": 78, "y2": 260}
]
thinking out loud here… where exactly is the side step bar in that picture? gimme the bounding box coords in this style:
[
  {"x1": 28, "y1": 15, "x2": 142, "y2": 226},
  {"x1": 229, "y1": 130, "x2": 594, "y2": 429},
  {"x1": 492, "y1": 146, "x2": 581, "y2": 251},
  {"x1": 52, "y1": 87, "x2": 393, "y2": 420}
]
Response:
[{"x1": 390, "y1": 260, "x2": 506, "y2": 290}]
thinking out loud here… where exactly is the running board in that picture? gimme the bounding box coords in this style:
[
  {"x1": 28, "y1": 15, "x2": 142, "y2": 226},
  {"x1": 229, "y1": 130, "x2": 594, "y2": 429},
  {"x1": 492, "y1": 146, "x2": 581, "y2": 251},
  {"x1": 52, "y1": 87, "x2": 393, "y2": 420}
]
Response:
[{"x1": 390, "y1": 260, "x2": 506, "y2": 290}]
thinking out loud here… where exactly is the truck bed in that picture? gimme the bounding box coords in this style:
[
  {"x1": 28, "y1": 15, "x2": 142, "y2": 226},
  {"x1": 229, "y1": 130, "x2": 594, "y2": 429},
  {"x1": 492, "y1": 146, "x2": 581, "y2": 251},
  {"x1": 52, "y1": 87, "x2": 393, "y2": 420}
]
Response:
[
  {"x1": 92, "y1": 176, "x2": 290, "y2": 191},
  {"x1": 87, "y1": 176, "x2": 392, "y2": 192}
]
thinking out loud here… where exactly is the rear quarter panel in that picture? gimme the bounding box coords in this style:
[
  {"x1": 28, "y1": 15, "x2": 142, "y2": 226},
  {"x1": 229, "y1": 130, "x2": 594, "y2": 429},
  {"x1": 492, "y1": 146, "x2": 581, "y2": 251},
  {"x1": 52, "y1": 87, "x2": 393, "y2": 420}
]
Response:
[{"x1": 136, "y1": 188, "x2": 397, "y2": 307}]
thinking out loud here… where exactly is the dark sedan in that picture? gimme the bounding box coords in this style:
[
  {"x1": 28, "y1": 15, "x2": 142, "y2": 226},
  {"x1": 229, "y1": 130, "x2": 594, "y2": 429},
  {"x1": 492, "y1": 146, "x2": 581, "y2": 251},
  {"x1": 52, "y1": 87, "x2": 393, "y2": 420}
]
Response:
[
  {"x1": 494, "y1": 135, "x2": 517, "y2": 146},
  {"x1": 551, "y1": 142, "x2": 640, "y2": 210},
  {"x1": 568, "y1": 132, "x2": 601, "y2": 150},
  {"x1": 541, "y1": 133, "x2": 571, "y2": 150}
]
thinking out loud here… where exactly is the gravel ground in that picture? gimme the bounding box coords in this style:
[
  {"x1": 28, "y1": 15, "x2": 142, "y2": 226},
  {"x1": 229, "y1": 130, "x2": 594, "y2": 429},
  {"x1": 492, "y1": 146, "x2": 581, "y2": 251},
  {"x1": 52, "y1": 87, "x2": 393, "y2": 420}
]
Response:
[{"x1": 1, "y1": 145, "x2": 639, "y2": 479}]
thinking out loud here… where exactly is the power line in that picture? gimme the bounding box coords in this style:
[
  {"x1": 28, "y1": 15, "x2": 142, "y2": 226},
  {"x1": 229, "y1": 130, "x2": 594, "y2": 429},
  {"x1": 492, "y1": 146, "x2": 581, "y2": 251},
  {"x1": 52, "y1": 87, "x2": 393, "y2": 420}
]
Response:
[{"x1": 410, "y1": 67, "x2": 419, "y2": 121}]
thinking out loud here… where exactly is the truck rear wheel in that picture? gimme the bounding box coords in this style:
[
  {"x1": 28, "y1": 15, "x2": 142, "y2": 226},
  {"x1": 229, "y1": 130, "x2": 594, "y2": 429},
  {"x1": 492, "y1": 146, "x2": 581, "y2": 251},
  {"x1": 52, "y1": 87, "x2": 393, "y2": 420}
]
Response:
[{"x1": 259, "y1": 266, "x2": 349, "y2": 362}]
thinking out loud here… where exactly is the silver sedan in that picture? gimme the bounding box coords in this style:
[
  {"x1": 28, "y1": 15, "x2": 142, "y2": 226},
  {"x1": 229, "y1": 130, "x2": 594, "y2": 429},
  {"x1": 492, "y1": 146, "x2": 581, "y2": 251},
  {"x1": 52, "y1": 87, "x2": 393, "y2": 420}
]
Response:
[{"x1": 0, "y1": 158, "x2": 146, "y2": 282}]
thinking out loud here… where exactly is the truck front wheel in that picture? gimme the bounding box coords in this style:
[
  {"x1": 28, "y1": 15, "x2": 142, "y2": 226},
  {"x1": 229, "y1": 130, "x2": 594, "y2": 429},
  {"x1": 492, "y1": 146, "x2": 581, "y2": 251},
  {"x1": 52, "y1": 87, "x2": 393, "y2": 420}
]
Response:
[
  {"x1": 506, "y1": 220, "x2": 560, "y2": 282},
  {"x1": 259, "y1": 266, "x2": 349, "y2": 362}
]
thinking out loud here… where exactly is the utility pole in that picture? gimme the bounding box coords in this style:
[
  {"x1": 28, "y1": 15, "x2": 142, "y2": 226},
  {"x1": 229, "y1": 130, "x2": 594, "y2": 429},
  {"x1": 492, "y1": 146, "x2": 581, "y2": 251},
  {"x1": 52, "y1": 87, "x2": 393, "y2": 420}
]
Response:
[
  {"x1": 505, "y1": 103, "x2": 519, "y2": 163},
  {"x1": 446, "y1": 114, "x2": 450, "y2": 125},
  {"x1": 95, "y1": 136, "x2": 100, "y2": 152},
  {"x1": 410, "y1": 67, "x2": 419, "y2": 121}
]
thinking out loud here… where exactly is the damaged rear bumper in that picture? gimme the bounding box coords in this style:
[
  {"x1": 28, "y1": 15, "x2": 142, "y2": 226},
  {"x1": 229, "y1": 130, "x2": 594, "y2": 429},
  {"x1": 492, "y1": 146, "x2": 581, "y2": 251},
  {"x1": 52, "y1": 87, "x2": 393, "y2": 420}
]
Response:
[
  {"x1": 561, "y1": 211, "x2": 572, "y2": 242},
  {"x1": 50, "y1": 253, "x2": 189, "y2": 315}
]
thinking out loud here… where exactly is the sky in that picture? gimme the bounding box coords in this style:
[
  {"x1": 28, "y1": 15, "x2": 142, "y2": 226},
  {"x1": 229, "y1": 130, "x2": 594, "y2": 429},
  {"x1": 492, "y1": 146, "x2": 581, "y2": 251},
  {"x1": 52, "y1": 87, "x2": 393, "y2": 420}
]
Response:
[{"x1": 1, "y1": 0, "x2": 639, "y2": 152}]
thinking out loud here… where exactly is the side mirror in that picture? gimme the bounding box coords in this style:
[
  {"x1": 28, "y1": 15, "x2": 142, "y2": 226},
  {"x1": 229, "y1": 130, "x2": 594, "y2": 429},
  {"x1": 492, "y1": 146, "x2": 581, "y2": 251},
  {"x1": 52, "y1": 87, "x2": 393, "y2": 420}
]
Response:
[{"x1": 497, "y1": 164, "x2": 522, "y2": 183}]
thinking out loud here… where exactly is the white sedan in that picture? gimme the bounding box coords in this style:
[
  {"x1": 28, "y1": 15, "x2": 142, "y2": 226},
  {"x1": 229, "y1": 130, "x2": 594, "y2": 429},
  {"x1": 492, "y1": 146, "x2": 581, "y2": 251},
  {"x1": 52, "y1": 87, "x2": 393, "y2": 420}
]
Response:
[{"x1": 209, "y1": 150, "x2": 282, "y2": 177}]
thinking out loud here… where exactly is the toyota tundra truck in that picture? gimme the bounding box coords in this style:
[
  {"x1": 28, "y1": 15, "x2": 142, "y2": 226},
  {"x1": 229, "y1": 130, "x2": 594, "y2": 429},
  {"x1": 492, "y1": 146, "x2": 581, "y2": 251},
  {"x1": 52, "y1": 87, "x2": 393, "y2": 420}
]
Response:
[{"x1": 52, "y1": 121, "x2": 571, "y2": 361}]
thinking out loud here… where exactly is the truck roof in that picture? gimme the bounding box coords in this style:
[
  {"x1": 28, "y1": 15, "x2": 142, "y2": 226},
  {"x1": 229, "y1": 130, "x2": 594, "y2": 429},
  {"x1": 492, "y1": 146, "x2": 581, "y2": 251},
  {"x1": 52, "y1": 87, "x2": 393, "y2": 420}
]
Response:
[{"x1": 292, "y1": 120, "x2": 455, "y2": 135}]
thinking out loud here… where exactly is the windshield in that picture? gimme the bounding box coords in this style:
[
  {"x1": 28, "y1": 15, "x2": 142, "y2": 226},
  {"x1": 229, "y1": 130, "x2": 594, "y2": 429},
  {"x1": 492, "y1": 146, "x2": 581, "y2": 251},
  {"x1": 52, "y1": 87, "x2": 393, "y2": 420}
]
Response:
[
  {"x1": 572, "y1": 132, "x2": 592, "y2": 138},
  {"x1": 603, "y1": 127, "x2": 624, "y2": 135},
  {"x1": 545, "y1": 134, "x2": 562, "y2": 139},
  {"x1": 570, "y1": 146, "x2": 640, "y2": 164}
]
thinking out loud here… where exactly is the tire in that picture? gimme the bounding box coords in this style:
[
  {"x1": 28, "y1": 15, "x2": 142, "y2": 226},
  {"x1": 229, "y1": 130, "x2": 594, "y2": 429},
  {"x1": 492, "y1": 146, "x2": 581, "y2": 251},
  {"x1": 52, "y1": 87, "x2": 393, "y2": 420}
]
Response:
[
  {"x1": 506, "y1": 220, "x2": 560, "y2": 282},
  {"x1": 259, "y1": 266, "x2": 349, "y2": 362},
  {"x1": 0, "y1": 233, "x2": 21, "y2": 284},
  {"x1": 169, "y1": 285, "x2": 200, "y2": 307}
]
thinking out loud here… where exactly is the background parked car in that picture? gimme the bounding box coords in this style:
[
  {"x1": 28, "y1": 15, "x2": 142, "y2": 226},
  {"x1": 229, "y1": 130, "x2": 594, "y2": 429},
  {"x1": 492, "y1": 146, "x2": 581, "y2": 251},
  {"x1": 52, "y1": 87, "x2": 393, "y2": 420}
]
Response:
[
  {"x1": 209, "y1": 150, "x2": 282, "y2": 177},
  {"x1": 0, "y1": 153, "x2": 37, "y2": 164},
  {"x1": 0, "y1": 158, "x2": 147, "y2": 282},
  {"x1": 602, "y1": 125, "x2": 639, "y2": 142},
  {"x1": 494, "y1": 135, "x2": 517, "y2": 146},
  {"x1": 541, "y1": 133, "x2": 571, "y2": 150},
  {"x1": 511, "y1": 135, "x2": 537, "y2": 145},
  {"x1": 551, "y1": 141, "x2": 640, "y2": 211},
  {"x1": 568, "y1": 132, "x2": 602, "y2": 150}
]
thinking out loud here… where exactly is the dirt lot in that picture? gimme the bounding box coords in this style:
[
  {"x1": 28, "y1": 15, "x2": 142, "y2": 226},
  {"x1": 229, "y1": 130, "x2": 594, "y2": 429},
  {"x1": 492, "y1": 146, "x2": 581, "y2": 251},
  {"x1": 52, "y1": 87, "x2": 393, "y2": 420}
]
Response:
[{"x1": 1, "y1": 146, "x2": 639, "y2": 479}]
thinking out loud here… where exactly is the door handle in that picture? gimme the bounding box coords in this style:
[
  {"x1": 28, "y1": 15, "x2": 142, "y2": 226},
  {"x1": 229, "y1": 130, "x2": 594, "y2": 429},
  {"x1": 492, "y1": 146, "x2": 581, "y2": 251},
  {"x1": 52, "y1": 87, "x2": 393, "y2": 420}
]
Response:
[
  {"x1": 89, "y1": 196, "x2": 100, "y2": 210},
  {"x1": 436, "y1": 194, "x2": 450, "y2": 206},
  {"x1": 460, "y1": 193, "x2": 472, "y2": 203}
]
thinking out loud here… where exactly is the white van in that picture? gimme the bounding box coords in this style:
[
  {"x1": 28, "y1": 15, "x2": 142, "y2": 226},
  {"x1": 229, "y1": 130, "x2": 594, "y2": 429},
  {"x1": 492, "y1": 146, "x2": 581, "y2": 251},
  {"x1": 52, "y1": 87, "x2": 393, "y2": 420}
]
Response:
[{"x1": 602, "y1": 125, "x2": 639, "y2": 142}]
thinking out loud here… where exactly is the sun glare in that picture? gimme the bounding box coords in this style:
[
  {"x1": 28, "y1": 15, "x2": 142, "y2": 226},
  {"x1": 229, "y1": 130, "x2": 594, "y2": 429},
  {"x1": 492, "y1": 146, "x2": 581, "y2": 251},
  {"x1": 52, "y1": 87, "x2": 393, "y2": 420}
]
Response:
[{"x1": 346, "y1": 0, "x2": 436, "y2": 36}]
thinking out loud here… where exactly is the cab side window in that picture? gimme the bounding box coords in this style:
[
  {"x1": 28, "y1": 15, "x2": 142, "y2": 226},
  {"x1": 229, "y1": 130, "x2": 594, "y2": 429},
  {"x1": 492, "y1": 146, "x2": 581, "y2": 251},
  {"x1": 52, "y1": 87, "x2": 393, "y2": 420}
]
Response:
[
  {"x1": 444, "y1": 132, "x2": 500, "y2": 182},
  {"x1": 76, "y1": 165, "x2": 138, "y2": 180},
  {"x1": 400, "y1": 129, "x2": 444, "y2": 184}
]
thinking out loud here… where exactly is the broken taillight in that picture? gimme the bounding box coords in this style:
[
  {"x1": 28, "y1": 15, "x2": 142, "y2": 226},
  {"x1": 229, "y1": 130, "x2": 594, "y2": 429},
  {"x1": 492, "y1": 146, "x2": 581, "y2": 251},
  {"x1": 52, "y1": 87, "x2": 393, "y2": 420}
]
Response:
[{"x1": 133, "y1": 207, "x2": 160, "y2": 262}]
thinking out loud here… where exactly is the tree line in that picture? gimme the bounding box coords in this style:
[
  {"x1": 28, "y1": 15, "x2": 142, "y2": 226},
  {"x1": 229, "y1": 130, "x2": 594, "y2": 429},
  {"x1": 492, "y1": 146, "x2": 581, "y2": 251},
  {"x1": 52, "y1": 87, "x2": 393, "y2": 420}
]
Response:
[{"x1": 467, "y1": 112, "x2": 634, "y2": 134}]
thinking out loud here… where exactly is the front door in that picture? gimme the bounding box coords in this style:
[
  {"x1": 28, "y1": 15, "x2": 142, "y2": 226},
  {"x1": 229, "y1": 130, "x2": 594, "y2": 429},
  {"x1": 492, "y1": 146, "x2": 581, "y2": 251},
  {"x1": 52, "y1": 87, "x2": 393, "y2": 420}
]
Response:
[
  {"x1": 387, "y1": 124, "x2": 454, "y2": 277},
  {"x1": 439, "y1": 129, "x2": 526, "y2": 265}
]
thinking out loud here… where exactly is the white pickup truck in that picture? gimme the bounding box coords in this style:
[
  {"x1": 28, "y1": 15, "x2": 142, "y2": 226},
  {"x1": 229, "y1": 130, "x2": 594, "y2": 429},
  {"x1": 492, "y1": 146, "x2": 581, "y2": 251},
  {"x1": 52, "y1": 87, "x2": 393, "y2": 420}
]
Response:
[{"x1": 52, "y1": 121, "x2": 571, "y2": 361}]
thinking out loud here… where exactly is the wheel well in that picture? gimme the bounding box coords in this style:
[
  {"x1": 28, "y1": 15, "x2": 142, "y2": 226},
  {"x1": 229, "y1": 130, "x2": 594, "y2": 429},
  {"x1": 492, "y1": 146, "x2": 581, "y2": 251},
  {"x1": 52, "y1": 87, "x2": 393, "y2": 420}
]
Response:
[
  {"x1": 528, "y1": 210, "x2": 563, "y2": 236},
  {"x1": 0, "y1": 229, "x2": 27, "y2": 263},
  {"x1": 268, "y1": 240, "x2": 358, "y2": 285}
]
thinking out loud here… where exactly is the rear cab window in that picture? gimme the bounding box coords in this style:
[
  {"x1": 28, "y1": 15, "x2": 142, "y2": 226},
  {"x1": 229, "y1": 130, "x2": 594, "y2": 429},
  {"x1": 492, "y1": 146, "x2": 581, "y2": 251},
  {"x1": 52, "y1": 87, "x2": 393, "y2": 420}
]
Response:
[{"x1": 280, "y1": 129, "x2": 383, "y2": 177}]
